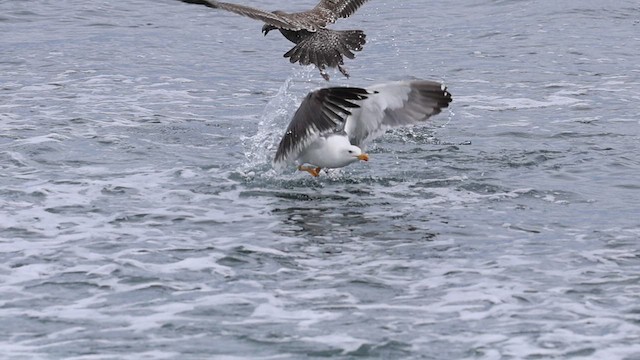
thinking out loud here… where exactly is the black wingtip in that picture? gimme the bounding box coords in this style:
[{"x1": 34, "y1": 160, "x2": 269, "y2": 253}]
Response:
[{"x1": 179, "y1": 0, "x2": 218, "y2": 9}]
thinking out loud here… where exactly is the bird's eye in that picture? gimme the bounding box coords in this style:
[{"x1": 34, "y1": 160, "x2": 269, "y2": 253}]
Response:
[{"x1": 348, "y1": 150, "x2": 353, "y2": 153}]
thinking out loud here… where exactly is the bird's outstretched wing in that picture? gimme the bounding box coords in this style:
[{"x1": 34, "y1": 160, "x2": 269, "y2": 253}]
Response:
[
  {"x1": 274, "y1": 87, "x2": 370, "y2": 167},
  {"x1": 307, "y1": 0, "x2": 370, "y2": 26},
  {"x1": 344, "y1": 80, "x2": 453, "y2": 146},
  {"x1": 179, "y1": 0, "x2": 314, "y2": 31}
]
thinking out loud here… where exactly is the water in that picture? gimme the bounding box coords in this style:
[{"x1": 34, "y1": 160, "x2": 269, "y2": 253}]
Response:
[{"x1": 1, "y1": 0, "x2": 639, "y2": 358}]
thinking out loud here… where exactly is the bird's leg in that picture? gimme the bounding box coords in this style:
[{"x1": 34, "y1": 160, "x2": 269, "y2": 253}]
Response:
[
  {"x1": 338, "y1": 64, "x2": 350, "y2": 78},
  {"x1": 298, "y1": 165, "x2": 322, "y2": 177},
  {"x1": 318, "y1": 65, "x2": 330, "y2": 81}
]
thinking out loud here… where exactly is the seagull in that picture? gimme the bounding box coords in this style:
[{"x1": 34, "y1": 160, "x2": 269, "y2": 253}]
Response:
[
  {"x1": 179, "y1": 0, "x2": 369, "y2": 81},
  {"x1": 273, "y1": 80, "x2": 453, "y2": 177}
]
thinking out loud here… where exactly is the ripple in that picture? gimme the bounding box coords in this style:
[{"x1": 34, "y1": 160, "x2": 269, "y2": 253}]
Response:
[{"x1": 2, "y1": 0, "x2": 640, "y2": 358}]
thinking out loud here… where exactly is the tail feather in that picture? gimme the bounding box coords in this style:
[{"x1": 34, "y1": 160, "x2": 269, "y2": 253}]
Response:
[
  {"x1": 330, "y1": 48, "x2": 342, "y2": 67},
  {"x1": 336, "y1": 41, "x2": 355, "y2": 60},
  {"x1": 286, "y1": 46, "x2": 303, "y2": 64},
  {"x1": 308, "y1": 49, "x2": 319, "y2": 69},
  {"x1": 283, "y1": 28, "x2": 367, "y2": 75},
  {"x1": 341, "y1": 30, "x2": 366, "y2": 52},
  {"x1": 300, "y1": 46, "x2": 313, "y2": 66}
]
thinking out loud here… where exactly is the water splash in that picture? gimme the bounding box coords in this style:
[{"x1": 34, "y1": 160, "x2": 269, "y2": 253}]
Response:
[
  {"x1": 238, "y1": 67, "x2": 320, "y2": 180},
  {"x1": 243, "y1": 78, "x2": 293, "y2": 163}
]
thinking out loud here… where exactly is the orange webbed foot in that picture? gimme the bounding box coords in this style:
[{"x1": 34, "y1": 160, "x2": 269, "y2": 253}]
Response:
[{"x1": 298, "y1": 165, "x2": 322, "y2": 177}]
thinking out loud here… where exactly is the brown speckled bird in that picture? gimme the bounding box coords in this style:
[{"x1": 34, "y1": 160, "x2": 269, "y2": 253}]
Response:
[{"x1": 180, "y1": 0, "x2": 369, "y2": 81}]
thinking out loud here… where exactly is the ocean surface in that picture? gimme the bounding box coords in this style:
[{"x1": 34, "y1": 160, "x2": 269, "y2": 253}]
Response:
[{"x1": 1, "y1": 0, "x2": 640, "y2": 358}]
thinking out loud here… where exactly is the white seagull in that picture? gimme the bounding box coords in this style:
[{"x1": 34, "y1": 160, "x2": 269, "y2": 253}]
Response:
[{"x1": 273, "y1": 80, "x2": 453, "y2": 176}]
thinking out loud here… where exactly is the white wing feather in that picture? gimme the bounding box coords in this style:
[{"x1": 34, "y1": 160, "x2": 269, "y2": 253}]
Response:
[{"x1": 344, "y1": 80, "x2": 452, "y2": 146}]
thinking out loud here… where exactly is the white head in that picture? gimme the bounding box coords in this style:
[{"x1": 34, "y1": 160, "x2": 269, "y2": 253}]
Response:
[
  {"x1": 324, "y1": 135, "x2": 369, "y2": 168},
  {"x1": 343, "y1": 145, "x2": 369, "y2": 163}
]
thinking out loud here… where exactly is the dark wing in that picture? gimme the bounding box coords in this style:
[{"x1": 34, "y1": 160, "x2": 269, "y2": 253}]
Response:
[
  {"x1": 179, "y1": 0, "x2": 313, "y2": 31},
  {"x1": 344, "y1": 80, "x2": 453, "y2": 146},
  {"x1": 273, "y1": 87, "x2": 370, "y2": 167},
  {"x1": 305, "y1": 0, "x2": 370, "y2": 26}
]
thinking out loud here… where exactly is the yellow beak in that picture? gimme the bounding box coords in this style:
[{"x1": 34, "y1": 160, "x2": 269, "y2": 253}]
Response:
[{"x1": 357, "y1": 153, "x2": 369, "y2": 161}]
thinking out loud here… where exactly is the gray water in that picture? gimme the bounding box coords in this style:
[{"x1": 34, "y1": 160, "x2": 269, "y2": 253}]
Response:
[{"x1": 1, "y1": 0, "x2": 640, "y2": 359}]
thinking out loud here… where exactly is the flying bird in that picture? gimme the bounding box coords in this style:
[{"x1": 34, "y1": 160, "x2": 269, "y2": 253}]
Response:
[
  {"x1": 273, "y1": 80, "x2": 453, "y2": 177},
  {"x1": 179, "y1": 0, "x2": 369, "y2": 81}
]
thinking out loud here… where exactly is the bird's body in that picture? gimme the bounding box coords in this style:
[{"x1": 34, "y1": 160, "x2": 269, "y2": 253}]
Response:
[
  {"x1": 298, "y1": 134, "x2": 367, "y2": 168},
  {"x1": 180, "y1": 0, "x2": 369, "y2": 80},
  {"x1": 273, "y1": 80, "x2": 453, "y2": 177}
]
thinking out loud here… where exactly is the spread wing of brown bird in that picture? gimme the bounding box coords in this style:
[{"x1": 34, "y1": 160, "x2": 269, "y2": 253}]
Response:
[{"x1": 179, "y1": 0, "x2": 370, "y2": 80}]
